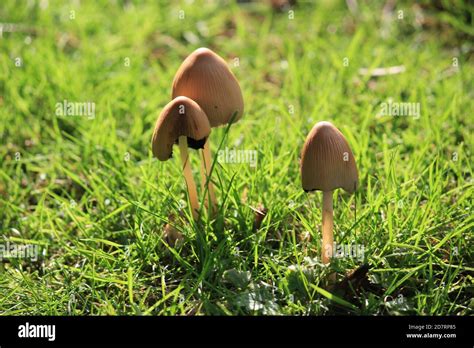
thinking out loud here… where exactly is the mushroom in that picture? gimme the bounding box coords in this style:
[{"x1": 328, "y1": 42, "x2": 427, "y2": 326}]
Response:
[
  {"x1": 172, "y1": 47, "x2": 244, "y2": 212},
  {"x1": 300, "y1": 121, "x2": 358, "y2": 275},
  {"x1": 152, "y1": 96, "x2": 211, "y2": 220}
]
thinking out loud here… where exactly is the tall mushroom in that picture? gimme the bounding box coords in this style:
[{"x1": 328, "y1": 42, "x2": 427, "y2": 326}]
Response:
[
  {"x1": 172, "y1": 47, "x2": 244, "y2": 212},
  {"x1": 152, "y1": 96, "x2": 211, "y2": 220},
  {"x1": 300, "y1": 121, "x2": 358, "y2": 274}
]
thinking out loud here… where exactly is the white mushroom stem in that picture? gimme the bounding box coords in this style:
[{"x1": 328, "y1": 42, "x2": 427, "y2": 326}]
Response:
[
  {"x1": 178, "y1": 136, "x2": 199, "y2": 220},
  {"x1": 200, "y1": 139, "x2": 217, "y2": 212},
  {"x1": 322, "y1": 191, "x2": 334, "y2": 264},
  {"x1": 322, "y1": 190, "x2": 336, "y2": 283}
]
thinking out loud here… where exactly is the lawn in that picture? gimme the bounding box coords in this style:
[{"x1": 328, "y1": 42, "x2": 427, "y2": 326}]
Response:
[{"x1": 0, "y1": 0, "x2": 472, "y2": 315}]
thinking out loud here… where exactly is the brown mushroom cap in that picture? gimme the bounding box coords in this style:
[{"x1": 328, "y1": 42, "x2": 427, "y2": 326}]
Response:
[
  {"x1": 301, "y1": 121, "x2": 358, "y2": 193},
  {"x1": 152, "y1": 96, "x2": 211, "y2": 161},
  {"x1": 172, "y1": 47, "x2": 244, "y2": 127}
]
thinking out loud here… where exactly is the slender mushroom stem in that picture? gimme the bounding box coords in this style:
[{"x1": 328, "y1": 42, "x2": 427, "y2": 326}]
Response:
[
  {"x1": 178, "y1": 136, "x2": 199, "y2": 220},
  {"x1": 322, "y1": 190, "x2": 335, "y2": 282},
  {"x1": 321, "y1": 191, "x2": 334, "y2": 263},
  {"x1": 200, "y1": 139, "x2": 217, "y2": 213}
]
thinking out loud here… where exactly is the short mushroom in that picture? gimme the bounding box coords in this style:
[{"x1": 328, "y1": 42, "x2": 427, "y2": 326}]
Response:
[
  {"x1": 300, "y1": 121, "x2": 358, "y2": 275},
  {"x1": 172, "y1": 47, "x2": 244, "y2": 212},
  {"x1": 152, "y1": 96, "x2": 211, "y2": 220}
]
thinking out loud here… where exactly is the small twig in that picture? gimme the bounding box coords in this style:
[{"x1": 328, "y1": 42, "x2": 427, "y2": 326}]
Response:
[{"x1": 358, "y1": 65, "x2": 406, "y2": 77}]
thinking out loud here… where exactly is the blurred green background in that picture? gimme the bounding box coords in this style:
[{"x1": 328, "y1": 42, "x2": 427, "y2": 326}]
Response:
[{"x1": 0, "y1": 0, "x2": 472, "y2": 315}]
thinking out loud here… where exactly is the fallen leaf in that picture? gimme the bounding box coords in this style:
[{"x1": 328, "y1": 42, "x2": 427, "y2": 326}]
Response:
[
  {"x1": 223, "y1": 269, "x2": 251, "y2": 289},
  {"x1": 163, "y1": 219, "x2": 183, "y2": 248},
  {"x1": 251, "y1": 203, "x2": 267, "y2": 230}
]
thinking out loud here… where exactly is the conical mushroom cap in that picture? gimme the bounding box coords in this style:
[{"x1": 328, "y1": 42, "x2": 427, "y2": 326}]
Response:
[
  {"x1": 172, "y1": 47, "x2": 244, "y2": 127},
  {"x1": 152, "y1": 96, "x2": 211, "y2": 161},
  {"x1": 300, "y1": 121, "x2": 358, "y2": 193}
]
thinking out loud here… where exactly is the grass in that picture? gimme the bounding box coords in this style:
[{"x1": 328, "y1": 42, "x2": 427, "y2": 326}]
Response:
[{"x1": 0, "y1": 0, "x2": 473, "y2": 315}]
